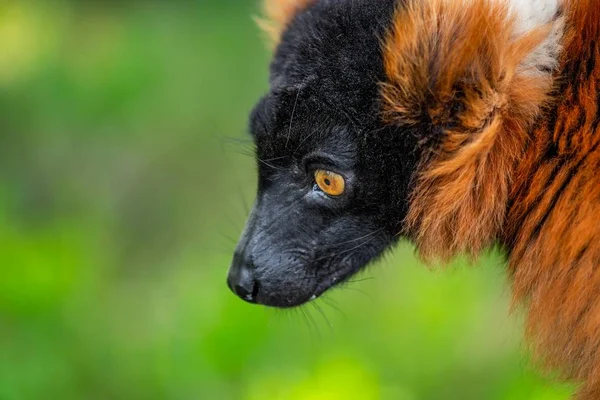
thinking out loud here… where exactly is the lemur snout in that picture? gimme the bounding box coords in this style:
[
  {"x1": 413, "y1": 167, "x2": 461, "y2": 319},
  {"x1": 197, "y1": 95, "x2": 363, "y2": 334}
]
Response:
[{"x1": 227, "y1": 253, "x2": 259, "y2": 304}]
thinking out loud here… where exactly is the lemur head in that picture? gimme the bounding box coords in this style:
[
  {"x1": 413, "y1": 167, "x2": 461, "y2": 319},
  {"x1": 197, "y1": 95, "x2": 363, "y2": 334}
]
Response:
[{"x1": 227, "y1": 0, "x2": 563, "y2": 307}]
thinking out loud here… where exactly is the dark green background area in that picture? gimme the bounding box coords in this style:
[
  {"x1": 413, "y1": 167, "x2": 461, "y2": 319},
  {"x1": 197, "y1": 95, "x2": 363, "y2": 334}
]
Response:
[{"x1": 0, "y1": 1, "x2": 574, "y2": 399}]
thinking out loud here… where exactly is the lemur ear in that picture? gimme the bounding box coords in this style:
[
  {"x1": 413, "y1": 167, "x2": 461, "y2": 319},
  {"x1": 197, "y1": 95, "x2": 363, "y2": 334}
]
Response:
[
  {"x1": 257, "y1": 0, "x2": 316, "y2": 48},
  {"x1": 381, "y1": 0, "x2": 564, "y2": 262}
]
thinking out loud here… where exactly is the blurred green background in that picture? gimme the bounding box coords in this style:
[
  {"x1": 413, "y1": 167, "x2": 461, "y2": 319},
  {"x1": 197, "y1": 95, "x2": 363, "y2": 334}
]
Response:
[{"x1": 0, "y1": 1, "x2": 575, "y2": 399}]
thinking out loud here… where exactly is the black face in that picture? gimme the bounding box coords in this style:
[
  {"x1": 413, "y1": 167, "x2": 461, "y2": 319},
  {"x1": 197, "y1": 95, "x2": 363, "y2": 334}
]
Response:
[{"x1": 227, "y1": 0, "x2": 422, "y2": 307}]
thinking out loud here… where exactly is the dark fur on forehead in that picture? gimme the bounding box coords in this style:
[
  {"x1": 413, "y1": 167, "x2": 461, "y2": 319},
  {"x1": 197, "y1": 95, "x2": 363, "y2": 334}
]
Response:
[
  {"x1": 250, "y1": 84, "x2": 358, "y2": 169},
  {"x1": 269, "y1": 0, "x2": 399, "y2": 119},
  {"x1": 249, "y1": 0, "x2": 419, "y2": 220}
]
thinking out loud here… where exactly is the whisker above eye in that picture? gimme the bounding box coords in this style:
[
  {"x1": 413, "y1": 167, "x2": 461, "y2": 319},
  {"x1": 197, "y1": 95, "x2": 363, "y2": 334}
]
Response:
[
  {"x1": 256, "y1": 158, "x2": 286, "y2": 170},
  {"x1": 294, "y1": 130, "x2": 318, "y2": 153},
  {"x1": 260, "y1": 156, "x2": 288, "y2": 162},
  {"x1": 285, "y1": 88, "x2": 301, "y2": 149}
]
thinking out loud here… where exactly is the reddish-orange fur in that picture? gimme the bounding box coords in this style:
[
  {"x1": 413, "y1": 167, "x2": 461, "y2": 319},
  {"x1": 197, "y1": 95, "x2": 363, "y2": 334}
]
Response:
[
  {"x1": 382, "y1": 0, "x2": 600, "y2": 397},
  {"x1": 505, "y1": 1, "x2": 600, "y2": 397},
  {"x1": 381, "y1": 0, "x2": 554, "y2": 263}
]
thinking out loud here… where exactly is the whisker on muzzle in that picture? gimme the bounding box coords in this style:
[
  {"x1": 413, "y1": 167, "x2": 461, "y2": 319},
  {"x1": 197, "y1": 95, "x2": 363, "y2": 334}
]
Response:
[{"x1": 314, "y1": 232, "x2": 382, "y2": 262}]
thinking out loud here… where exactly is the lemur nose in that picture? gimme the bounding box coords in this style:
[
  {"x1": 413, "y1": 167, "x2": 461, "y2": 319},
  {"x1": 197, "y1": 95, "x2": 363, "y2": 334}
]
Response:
[{"x1": 227, "y1": 254, "x2": 259, "y2": 303}]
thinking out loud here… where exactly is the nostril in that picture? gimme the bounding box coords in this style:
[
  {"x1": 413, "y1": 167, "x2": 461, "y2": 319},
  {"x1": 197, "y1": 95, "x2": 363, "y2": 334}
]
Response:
[
  {"x1": 234, "y1": 282, "x2": 255, "y2": 302},
  {"x1": 227, "y1": 262, "x2": 259, "y2": 303},
  {"x1": 251, "y1": 279, "x2": 260, "y2": 300}
]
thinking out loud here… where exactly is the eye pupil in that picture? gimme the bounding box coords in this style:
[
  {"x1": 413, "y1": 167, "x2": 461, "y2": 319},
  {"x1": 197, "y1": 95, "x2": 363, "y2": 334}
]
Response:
[{"x1": 314, "y1": 169, "x2": 345, "y2": 196}]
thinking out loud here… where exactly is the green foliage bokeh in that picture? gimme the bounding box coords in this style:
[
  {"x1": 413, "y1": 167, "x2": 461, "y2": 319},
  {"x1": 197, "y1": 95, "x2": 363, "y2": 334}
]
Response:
[{"x1": 0, "y1": 1, "x2": 574, "y2": 399}]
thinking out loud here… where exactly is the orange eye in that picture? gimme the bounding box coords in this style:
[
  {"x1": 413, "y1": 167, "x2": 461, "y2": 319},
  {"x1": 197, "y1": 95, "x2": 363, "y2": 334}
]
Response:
[{"x1": 314, "y1": 169, "x2": 345, "y2": 196}]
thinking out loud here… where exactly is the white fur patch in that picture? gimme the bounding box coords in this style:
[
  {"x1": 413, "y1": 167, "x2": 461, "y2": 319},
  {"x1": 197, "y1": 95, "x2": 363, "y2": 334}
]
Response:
[
  {"x1": 505, "y1": 0, "x2": 565, "y2": 74},
  {"x1": 507, "y1": 0, "x2": 561, "y2": 33}
]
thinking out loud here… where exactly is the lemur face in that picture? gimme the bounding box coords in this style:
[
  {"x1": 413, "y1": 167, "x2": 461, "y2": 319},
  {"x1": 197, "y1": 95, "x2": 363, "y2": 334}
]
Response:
[
  {"x1": 227, "y1": 89, "x2": 416, "y2": 308},
  {"x1": 227, "y1": 0, "x2": 416, "y2": 307},
  {"x1": 227, "y1": 0, "x2": 562, "y2": 307}
]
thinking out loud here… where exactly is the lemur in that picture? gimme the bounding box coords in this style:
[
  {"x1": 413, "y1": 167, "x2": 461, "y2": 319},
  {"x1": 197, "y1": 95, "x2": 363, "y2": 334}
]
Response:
[{"x1": 225, "y1": 0, "x2": 600, "y2": 397}]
